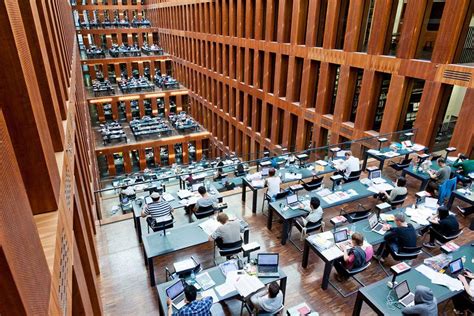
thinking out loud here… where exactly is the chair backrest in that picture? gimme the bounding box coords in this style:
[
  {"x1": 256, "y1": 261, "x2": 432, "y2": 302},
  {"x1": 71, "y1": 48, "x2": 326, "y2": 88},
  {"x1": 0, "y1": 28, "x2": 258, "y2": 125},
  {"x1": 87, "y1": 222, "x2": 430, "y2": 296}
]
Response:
[
  {"x1": 147, "y1": 217, "x2": 174, "y2": 232},
  {"x1": 443, "y1": 229, "x2": 463, "y2": 241},
  {"x1": 195, "y1": 205, "x2": 215, "y2": 219},
  {"x1": 303, "y1": 177, "x2": 323, "y2": 191},
  {"x1": 390, "y1": 193, "x2": 408, "y2": 206},
  {"x1": 218, "y1": 239, "x2": 243, "y2": 257},
  {"x1": 347, "y1": 261, "x2": 371, "y2": 275},
  {"x1": 399, "y1": 158, "x2": 412, "y2": 167},
  {"x1": 346, "y1": 170, "x2": 362, "y2": 182},
  {"x1": 393, "y1": 246, "x2": 422, "y2": 260},
  {"x1": 257, "y1": 304, "x2": 284, "y2": 315},
  {"x1": 274, "y1": 189, "x2": 290, "y2": 200}
]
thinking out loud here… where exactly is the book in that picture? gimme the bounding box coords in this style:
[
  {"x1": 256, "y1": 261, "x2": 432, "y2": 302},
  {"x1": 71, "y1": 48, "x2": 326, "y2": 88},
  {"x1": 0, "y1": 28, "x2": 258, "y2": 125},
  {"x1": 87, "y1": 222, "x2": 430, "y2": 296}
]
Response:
[
  {"x1": 441, "y1": 242, "x2": 460, "y2": 253},
  {"x1": 196, "y1": 272, "x2": 216, "y2": 290},
  {"x1": 199, "y1": 218, "x2": 221, "y2": 236},
  {"x1": 331, "y1": 215, "x2": 347, "y2": 224},
  {"x1": 391, "y1": 262, "x2": 411, "y2": 274},
  {"x1": 234, "y1": 274, "x2": 265, "y2": 298},
  {"x1": 380, "y1": 213, "x2": 395, "y2": 221}
]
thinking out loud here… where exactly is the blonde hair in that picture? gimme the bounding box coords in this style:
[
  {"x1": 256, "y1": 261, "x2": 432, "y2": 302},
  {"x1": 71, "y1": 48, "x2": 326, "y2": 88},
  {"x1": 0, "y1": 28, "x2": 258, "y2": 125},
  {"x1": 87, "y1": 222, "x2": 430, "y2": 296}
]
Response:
[{"x1": 216, "y1": 212, "x2": 229, "y2": 224}]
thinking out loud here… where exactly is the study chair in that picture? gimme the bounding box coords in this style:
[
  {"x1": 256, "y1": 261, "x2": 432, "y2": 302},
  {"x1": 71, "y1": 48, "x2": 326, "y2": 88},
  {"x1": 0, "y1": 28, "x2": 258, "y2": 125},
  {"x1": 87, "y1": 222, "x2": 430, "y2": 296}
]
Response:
[
  {"x1": 262, "y1": 189, "x2": 290, "y2": 216},
  {"x1": 388, "y1": 193, "x2": 408, "y2": 210},
  {"x1": 343, "y1": 170, "x2": 362, "y2": 183},
  {"x1": 146, "y1": 216, "x2": 174, "y2": 234},
  {"x1": 289, "y1": 219, "x2": 324, "y2": 252},
  {"x1": 379, "y1": 246, "x2": 423, "y2": 276},
  {"x1": 389, "y1": 158, "x2": 412, "y2": 176},
  {"x1": 429, "y1": 228, "x2": 463, "y2": 246},
  {"x1": 214, "y1": 239, "x2": 243, "y2": 265},
  {"x1": 240, "y1": 302, "x2": 284, "y2": 315},
  {"x1": 298, "y1": 176, "x2": 323, "y2": 192},
  {"x1": 328, "y1": 261, "x2": 371, "y2": 297},
  {"x1": 120, "y1": 196, "x2": 133, "y2": 214},
  {"x1": 194, "y1": 205, "x2": 216, "y2": 220},
  {"x1": 340, "y1": 204, "x2": 371, "y2": 223}
]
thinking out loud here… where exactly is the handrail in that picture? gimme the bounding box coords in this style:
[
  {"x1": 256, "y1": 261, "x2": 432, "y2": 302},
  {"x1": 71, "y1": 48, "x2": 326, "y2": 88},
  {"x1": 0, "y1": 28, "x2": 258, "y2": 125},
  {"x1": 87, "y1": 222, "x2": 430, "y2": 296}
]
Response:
[{"x1": 95, "y1": 128, "x2": 418, "y2": 193}]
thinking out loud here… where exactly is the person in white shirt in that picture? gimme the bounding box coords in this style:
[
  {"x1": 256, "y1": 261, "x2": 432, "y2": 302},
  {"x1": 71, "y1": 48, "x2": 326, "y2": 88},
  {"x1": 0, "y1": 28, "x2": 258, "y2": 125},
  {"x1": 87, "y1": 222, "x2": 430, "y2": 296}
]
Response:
[
  {"x1": 265, "y1": 168, "x2": 281, "y2": 200},
  {"x1": 296, "y1": 196, "x2": 324, "y2": 227},
  {"x1": 248, "y1": 281, "x2": 283, "y2": 314},
  {"x1": 336, "y1": 151, "x2": 360, "y2": 179}
]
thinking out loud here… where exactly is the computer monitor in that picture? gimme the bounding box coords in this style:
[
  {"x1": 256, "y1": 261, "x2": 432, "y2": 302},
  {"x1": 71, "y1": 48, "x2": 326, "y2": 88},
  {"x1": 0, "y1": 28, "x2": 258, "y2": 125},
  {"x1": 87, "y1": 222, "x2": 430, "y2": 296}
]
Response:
[
  {"x1": 286, "y1": 194, "x2": 298, "y2": 205},
  {"x1": 449, "y1": 258, "x2": 464, "y2": 274},
  {"x1": 369, "y1": 170, "x2": 382, "y2": 180},
  {"x1": 333, "y1": 229, "x2": 349, "y2": 243}
]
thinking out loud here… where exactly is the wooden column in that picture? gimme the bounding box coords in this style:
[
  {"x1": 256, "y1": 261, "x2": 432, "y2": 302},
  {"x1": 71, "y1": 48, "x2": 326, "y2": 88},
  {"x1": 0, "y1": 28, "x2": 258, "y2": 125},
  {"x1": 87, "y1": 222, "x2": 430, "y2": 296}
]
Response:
[
  {"x1": 106, "y1": 153, "x2": 116, "y2": 176},
  {"x1": 380, "y1": 75, "x2": 410, "y2": 133},
  {"x1": 123, "y1": 150, "x2": 132, "y2": 174},
  {"x1": 450, "y1": 88, "x2": 474, "y2": 156}
]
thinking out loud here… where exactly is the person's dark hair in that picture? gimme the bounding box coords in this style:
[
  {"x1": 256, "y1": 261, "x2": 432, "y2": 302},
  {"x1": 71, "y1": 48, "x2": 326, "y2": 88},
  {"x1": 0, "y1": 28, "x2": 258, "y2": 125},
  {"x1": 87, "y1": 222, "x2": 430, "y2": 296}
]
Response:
[
  {"x1": 184, "y1": 284, "x2": 197, "y2": 302},
  {"x1": 351, "y1": 232, "x2": 364, "y2": 246},
  {"x1": 310, "y1": 197, "x2": 321, "y2": 209},
  {"x1": 268, "y1": 281, "x2": 280, "y2": 298},
  {"x1": 438, "y1": 206, "x2": 449, "y2": 220},
  {"x1": 269, "y1": 168, "x2": 276, "y2": 177},
  {"x1": 437, "y1": 158, "x2": 446, "y2": 165},
  {"x1": 397, "y1": 177, "x2": 406, "y2": 187},
  {"x1": 459, "y1": 154, "x2": 468, "y2": 160},
  {"x1": 198, "y1": 186, "x2": 206, "y2": 195}
]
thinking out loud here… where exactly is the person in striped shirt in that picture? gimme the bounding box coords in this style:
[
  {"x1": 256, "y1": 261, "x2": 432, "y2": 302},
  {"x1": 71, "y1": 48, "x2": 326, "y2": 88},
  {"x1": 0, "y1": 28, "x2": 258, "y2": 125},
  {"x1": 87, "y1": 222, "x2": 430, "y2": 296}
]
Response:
[{"x1": 141, "y1": 192, "x2": 174, "y2": 228}]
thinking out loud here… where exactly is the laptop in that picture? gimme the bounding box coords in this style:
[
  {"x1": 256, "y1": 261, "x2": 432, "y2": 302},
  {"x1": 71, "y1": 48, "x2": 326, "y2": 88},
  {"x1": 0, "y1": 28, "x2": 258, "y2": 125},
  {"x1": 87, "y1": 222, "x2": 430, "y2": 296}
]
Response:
[
  {"x1": 286, "y1": 194, "x2": 300, "y2": 209},
  {"x1": 395, "y1": 280, "x2": 415, "y2": 307},
  {"x1": 261, "y1": 167, "x2": 270, "y2": 177},
  {"x1": 257, "y1": 253, "x2": 280, "y2": 278},
  {"x1": 333, "y1": 229, "x2": 353, "y2": 251},
  {"x1": 369, "y1": 170, "x2": 382, "y2": 180},
  {"x1": 448, "y1": 258, "x2": 464, "y2": 276},
  {"x1": 165, "y1": 280, "x2": 186, "y2": 310},
  {"x1": 368, "y1": 213, "x2": 386, "y2": 235}
]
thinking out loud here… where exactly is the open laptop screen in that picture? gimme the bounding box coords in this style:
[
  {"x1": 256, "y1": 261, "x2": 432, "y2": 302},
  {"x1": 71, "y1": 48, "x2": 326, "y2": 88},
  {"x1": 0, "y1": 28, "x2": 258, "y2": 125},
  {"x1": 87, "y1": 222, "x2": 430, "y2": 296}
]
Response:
[
  {"x1": 258, "y1": 253, "x2": 279, "y2": 266},
  {"x1": 395, "y1": 280, "x2": 410, "y2": 299},
  {"x1": 166, "y1": 280, "x2": 184, "y2": 300},
  {"x1": 333, "y1": 230, "x2": 349, "y2": 243},
  {"x1": 449, "y1": 258, "x2": 463, "y2": 274}
]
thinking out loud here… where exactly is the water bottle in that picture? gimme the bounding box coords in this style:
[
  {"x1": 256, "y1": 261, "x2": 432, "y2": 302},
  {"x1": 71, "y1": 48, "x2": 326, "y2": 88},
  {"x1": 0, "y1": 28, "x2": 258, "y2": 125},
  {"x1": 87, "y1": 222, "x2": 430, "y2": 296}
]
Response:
[{"x1": 190, "y1": 271, "x2": 196, "y2": 285}]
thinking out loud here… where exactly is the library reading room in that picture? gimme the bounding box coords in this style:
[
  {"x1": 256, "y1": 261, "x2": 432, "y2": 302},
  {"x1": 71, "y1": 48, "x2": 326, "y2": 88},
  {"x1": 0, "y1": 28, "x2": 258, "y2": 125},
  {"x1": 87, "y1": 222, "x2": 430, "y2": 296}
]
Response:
[{"x1": 2, "y1": 0, "x2": 474, "y2": 315}]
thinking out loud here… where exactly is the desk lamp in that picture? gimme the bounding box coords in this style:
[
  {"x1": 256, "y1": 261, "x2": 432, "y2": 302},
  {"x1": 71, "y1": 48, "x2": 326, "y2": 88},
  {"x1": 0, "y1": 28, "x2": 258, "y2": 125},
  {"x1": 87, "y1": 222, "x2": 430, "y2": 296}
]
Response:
[
  {"x1": 377, "y1": 137, "x2": 388, "y2": 150},
  {"x1": 404, "y1": 132, "x2": 414, "y2": 141},
  {"x1": 387, "y1": 263, "x2": 411, "y2": 288},
  {"x1": 444, "y1": 147, "x2": 456, "y2": 161}
]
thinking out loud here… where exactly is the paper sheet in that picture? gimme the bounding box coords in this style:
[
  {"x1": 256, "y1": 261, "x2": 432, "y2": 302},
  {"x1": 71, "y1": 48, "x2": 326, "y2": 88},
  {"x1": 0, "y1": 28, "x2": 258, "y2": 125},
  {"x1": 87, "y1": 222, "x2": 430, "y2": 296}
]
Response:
[
  {"x1": 321, "y1": 246, "x2": 344, "y2": 261},
  {"x1": 201, "y1": 288, "x2": 219, "y2": 304},
  {"x1": 234, "y1": 274, "x2": 265, "y2": 297},
  {"x1": 161, "y1": 192, "x2": 175, "y2": 202},
  {"x1": 215, "y1": 282, "x2": 235, "y2": 297},
  {"x1": 416, "y1": 265, "x2": 464, "y2": 291}
]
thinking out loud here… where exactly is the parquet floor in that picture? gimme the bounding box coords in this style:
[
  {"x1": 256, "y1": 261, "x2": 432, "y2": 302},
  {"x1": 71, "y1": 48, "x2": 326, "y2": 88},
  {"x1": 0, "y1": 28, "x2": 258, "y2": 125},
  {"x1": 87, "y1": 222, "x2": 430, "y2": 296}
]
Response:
[{"x1": 95, "y1": 166, "x2": 473, "y2": 315}]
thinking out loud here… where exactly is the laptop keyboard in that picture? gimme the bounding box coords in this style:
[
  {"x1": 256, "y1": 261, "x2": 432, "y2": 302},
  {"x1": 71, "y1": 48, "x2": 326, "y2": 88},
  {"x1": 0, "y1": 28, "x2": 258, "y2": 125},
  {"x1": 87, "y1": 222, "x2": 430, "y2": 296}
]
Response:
[
  {"x1": 259, "y1": 266, "x2": 277, "y2": 273},
  {"x1": 374, "y1": 223, "x2": 383, "y2": 231},
  {"x1": 401, "y1": 293, "x2": 414, "y2": 305}
]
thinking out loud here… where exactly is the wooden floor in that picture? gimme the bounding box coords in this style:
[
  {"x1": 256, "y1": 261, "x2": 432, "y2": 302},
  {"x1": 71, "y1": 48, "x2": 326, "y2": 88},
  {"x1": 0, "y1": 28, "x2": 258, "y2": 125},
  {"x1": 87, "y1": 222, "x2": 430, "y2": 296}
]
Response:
[{"x1": 95, "y1": 166, "x2": 473, "y2": 315}]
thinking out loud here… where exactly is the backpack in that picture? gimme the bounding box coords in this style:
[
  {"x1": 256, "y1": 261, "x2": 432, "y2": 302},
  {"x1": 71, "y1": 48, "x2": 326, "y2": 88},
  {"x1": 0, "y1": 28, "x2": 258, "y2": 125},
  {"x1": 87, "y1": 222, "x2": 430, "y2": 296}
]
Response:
[{"x1": 350, "y1": 246, "x2": 366, "y2": 270}]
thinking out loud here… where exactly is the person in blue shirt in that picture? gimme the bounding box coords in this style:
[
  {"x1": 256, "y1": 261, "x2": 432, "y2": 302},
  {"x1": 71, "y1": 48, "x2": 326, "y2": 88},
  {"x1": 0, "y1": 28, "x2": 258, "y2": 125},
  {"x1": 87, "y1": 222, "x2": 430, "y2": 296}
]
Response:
[{"x1": 167, "y1": 284, "x2": 213, "y2": 316}]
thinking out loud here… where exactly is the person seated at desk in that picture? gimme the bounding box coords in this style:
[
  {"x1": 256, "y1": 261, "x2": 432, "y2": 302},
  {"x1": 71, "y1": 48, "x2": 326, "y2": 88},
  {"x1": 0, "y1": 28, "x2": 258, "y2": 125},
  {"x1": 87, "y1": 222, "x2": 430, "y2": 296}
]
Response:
[
  {"x1": 334, "y1": 232, "x2": 373, "y2": 281},
  {"x1": 209, "y1": 213, "x2": 241, "y2": 248},
  {"x1": 296, "y1": 197, "x2": 324, "y2": 229},
  {"x1": 453, "y1": 270, "x2": 474, "y2": 314},
  {"x1": 193, "y1": 186, "x2": 217, "y2": 213},
  {"x1": 402, "y1": 285, "x2": 438, "y2": 316},
  {"x1": 247, "y1": 281, "x2": 283, "y2": 314},
  {"x1": 265, "y1": 168, "x2": 281, "y2": 201},
  {"x1": 374, "y1": 213, "x2": 417, "y2": 262},
  {"x1": 167, "y1": 284, "x2": 212, "y2": 316},
  {"x1": 334, "y1": 151, "x2": 360, "y2": 180},
  {"x1": 141, "y1": 192, "x2": 174, "y2": 228},
  {"x1": 374, "y1": 177, "x2": 408, "y2": 203},
  {"x1": 423, "y1": 206, "x2": 459, "y2": 249},
  {"x1": 426, "y1": 158, "x2": 451, "y2": 196},
  {"x1": 453, "y1": 153, "x2": 474, "y2": 185}
]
